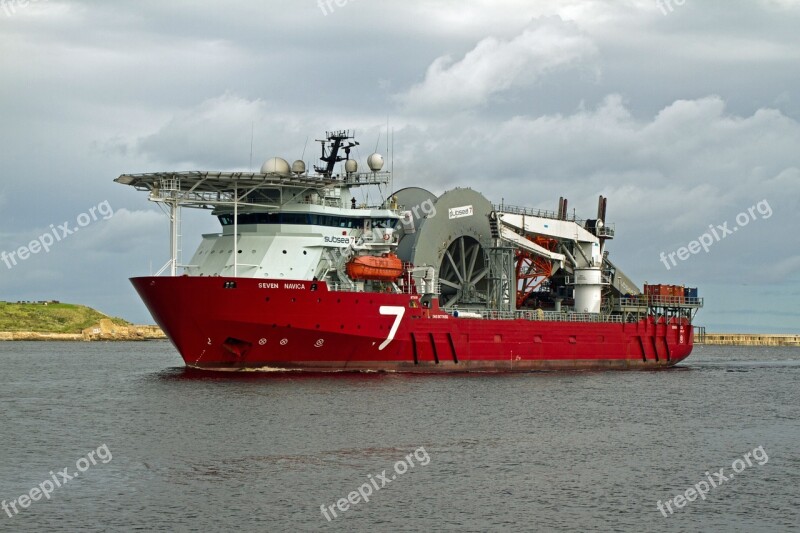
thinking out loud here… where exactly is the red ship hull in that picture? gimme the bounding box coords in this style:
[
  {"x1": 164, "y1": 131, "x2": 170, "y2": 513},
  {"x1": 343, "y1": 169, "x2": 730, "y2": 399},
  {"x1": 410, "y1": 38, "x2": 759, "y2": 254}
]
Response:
[{"x1": 132, "y1": 276, "x2": 694, "y2": 372}]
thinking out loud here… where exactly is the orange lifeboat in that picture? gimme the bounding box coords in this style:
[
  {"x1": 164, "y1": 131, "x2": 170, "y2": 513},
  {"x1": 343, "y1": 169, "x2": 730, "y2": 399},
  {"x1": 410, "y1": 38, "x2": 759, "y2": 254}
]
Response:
[{"x1": 346, "y1": 253, "x2": 404, "y2": 281}]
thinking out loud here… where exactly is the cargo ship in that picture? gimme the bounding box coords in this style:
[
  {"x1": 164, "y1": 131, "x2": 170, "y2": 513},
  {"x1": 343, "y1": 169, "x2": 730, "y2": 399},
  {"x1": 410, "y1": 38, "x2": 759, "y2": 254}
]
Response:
[{"x1": 116, "y1": 131, "x2": 703, "y2": 372}]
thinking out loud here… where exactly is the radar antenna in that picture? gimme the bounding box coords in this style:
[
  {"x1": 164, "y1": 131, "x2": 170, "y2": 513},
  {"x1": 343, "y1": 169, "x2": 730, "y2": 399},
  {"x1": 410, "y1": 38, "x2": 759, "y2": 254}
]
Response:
[{"x1": 314, "y1": 130, "x2": 359, "y2": 178}]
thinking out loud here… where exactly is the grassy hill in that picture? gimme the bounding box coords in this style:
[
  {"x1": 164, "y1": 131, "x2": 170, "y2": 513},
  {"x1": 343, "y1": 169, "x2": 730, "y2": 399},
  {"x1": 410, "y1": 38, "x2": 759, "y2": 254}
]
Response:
[{"x1": 0, "y1": 302, "x2": 130, "y2": 334}]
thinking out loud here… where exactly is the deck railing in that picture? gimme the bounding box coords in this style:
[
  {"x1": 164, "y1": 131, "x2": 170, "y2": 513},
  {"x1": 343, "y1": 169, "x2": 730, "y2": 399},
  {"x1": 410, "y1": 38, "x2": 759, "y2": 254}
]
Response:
[
  {"x1": 618, "y1": 296, "x2": 704, "y2": 307},
  {"x1": 451, "y1": 308, "x2": 624, "y2": 323},
  {"x1": 493, "y1": 202, "x2": 615, "y2": 234}
]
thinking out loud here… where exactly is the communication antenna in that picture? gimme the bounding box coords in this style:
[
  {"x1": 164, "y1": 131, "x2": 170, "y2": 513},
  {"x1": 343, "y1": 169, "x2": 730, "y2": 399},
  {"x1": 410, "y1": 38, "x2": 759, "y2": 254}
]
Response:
[
  {"x1": 391, "y1": 126, "x2": 395, "y2": 193},
  {"x1": 300, "y1": 135, "x2": 309, "y2": 165},
  {"x1": 385, "y1": 119, "x2": 391, "y2": 195},
  {"x1": 248, "y1": 122, "x2": 254, "y2": 171},
  {"x1": 372, "y1": 130, "x2": 382, "y2": 205}
]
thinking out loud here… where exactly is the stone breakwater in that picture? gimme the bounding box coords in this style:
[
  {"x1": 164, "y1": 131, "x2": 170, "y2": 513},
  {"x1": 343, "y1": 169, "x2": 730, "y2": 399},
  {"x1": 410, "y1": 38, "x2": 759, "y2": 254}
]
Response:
[
  {"x1": 697, "y1": 334, "x2": 800, "y2": 347},
  {"x1": 0, "y1": 319, "x2": 165, "y2": 341}
]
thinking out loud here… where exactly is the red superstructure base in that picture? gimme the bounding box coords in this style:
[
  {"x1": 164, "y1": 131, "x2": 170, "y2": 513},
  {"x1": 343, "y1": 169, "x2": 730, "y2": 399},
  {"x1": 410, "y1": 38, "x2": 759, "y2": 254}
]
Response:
[{"x1": 132, "y1": 277, "x2": 693, "y2": 372}]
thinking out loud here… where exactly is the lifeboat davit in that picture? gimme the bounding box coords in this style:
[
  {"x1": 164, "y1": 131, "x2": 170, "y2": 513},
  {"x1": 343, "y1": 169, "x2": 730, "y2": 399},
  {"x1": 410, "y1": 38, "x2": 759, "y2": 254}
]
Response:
[{"x1": 346, "y1": 253, "x2": 404, "y2": 281}]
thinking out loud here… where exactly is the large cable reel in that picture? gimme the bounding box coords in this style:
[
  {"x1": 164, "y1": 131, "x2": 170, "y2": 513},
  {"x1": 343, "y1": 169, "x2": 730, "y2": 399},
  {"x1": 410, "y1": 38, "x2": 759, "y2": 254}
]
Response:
[
  {"x1": 392, "y1": 187, "x2": 494, "y2": 307},
  {"x1": 390, "y1": 187, "x2": 439, "y2": 262}
]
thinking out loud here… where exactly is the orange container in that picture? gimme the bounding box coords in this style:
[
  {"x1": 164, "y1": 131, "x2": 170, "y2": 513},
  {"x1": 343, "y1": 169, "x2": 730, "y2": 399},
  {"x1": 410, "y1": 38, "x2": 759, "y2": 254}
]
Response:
[
  {"x1": 673, "y1": 285, "x2": 685, "y2": 303},
  {"x1": 645, "y1": 284, "x2": 683, "y2": 302},
  {"x1": 644, "y1": 284, "x2": 671, "y2": 297}
]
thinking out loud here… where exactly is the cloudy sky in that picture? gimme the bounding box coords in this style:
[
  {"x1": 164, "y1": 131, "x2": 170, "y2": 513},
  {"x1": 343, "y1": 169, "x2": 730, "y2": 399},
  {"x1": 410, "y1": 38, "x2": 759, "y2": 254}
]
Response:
[{"x1": 1, "y1": 0, "x2": 798, "y2": 332}]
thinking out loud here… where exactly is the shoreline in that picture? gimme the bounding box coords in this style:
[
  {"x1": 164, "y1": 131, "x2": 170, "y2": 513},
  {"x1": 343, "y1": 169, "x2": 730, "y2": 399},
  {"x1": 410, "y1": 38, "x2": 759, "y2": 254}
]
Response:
[
  {"x1": 0, "y1": 333, "x2": 167, "y2": 342},
  {"x1": 695, "y1": 333, "x2": 800, "y2": 347},
  {"x1": 0, "y1": 319, "x2": 166, "y2": 342}
]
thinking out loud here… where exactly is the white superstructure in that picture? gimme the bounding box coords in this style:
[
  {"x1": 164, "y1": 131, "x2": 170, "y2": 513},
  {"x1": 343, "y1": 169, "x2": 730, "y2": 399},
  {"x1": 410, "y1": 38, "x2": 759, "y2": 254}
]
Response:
[
  {"x1": 116, "y1": 131, "x2": 402, "y2": 288},
  {"x1": 187, "y1": 203, "x2": 400, "y2": 280}
]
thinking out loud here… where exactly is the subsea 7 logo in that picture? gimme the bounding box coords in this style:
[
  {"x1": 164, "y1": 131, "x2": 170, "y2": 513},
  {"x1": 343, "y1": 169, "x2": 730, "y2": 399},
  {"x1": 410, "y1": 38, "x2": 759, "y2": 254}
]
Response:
[{"x1": 378, "y1": 306, "x2": 405, "y2": 351}]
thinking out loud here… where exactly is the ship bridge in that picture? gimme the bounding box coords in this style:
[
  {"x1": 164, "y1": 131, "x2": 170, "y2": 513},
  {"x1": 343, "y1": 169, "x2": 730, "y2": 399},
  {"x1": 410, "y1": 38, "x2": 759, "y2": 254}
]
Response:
[{"x1": 115, "y1": 131, "x2": 396, "y2": 279}]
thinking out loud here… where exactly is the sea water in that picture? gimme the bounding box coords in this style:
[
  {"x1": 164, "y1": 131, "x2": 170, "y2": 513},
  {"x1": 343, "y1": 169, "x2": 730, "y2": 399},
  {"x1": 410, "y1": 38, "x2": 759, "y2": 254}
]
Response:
[{"x1": 0, "y1": 342, "x2": 798, "y2": 532}]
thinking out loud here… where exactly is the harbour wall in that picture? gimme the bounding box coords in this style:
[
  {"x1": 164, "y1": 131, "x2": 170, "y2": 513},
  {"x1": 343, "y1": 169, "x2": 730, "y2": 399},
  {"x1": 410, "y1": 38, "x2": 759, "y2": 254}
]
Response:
[{"x1": 697, "y1": 334, "x2": 800, "y2": 347}]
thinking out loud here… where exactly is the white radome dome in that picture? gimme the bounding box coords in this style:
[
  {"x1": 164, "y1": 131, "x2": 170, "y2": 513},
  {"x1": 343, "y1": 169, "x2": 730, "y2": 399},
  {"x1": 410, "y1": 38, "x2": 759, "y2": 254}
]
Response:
[
  {"x1": 345, "y1": 159, "x2": 358, "y2": 174},
  {"x1": 291, "y1": 160, "x2": 306, "y2": 174},
  {"x1": 367, "y1": 153, "x2": 384, "y2": 172},
  {"x1": 261, "y1": 157, "x2": 291, "y2": 175}
]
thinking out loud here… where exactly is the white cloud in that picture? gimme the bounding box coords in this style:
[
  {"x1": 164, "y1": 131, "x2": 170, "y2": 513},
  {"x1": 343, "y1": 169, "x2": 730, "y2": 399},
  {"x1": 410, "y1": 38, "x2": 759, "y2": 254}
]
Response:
[
  {"x1": 396, "y1": 18, "x2": 598, "y2": 113},
  {"x1": 761, "y1": 0, "x2": 800, "y2": 9}
]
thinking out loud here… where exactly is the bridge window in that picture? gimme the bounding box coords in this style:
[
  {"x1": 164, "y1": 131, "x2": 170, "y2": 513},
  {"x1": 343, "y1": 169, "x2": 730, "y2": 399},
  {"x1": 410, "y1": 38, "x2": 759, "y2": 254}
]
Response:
[{"x1": 218, "y1": 212, "x2": 388, "y2": 229}]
